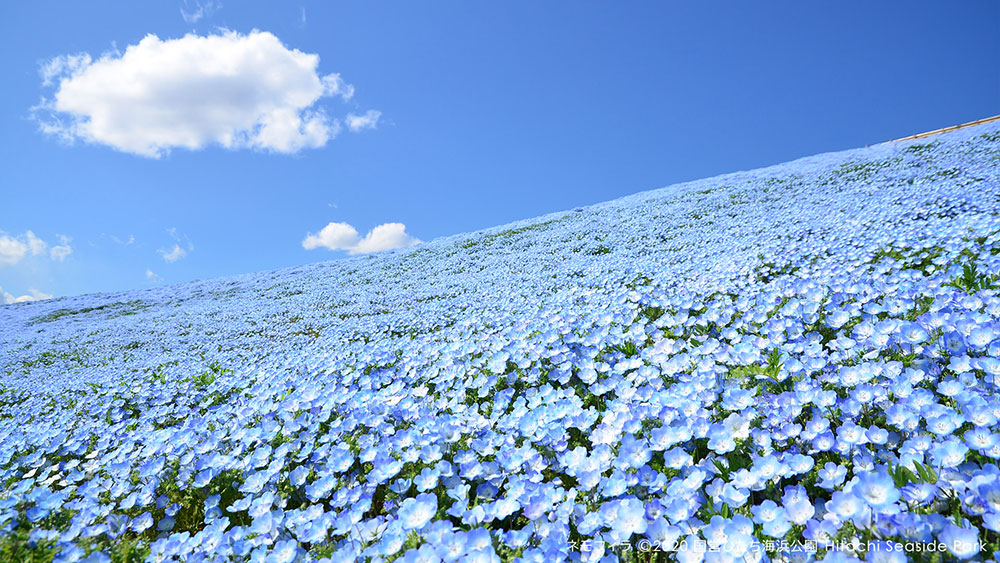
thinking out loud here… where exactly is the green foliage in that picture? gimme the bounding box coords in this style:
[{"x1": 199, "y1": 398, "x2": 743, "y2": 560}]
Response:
[
  {"x1": 726, "y1": 349, "x2": 790, "y2": 394},
  {"x1": 20, "y1": 348, "x2": 87, "y2": 373},
  {"x1": 182, "y1": 361, "x2": 233, "y2": 390},
  {"x1": 157, "y1": 467, "x2": 249, "y2": 534},
  {"x1": 888, "y1": 460, "x2": 938, "y2": 488},
  {"x1": 944, "y1": 263, "x2": 999, "y2": 294},
  {"x1": 902, "y1": 142, "x2": 939, "y2": 155},
  {"x1": 30, "y1": 300, "x2": 148, "y2": 324},
  {"x1": 903, "y1": 295, "x2": 935, "y2": 322},
  {"x1": 638, "y1": 305, "x2": 666, "y2": 323},
  {"x1": 0, "y1": 526, "x2": 59, "y2": 563},
  {"x1": 459, "y1": 217, "x2": 565, "y2": 249},
  {"x1": 829, "y1": 157, "x2": 900, "y2": 184},
  {"x1": 612, "y1": 340, "x2": 639, "y2": 358},
  {"x1": 870, "y1": 245, "x2": 944, "y2": 276}
]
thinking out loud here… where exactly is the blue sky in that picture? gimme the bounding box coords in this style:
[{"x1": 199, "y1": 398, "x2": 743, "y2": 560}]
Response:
[{"x1": 1, "y1": 1, "x2": 997, "y2": 302}]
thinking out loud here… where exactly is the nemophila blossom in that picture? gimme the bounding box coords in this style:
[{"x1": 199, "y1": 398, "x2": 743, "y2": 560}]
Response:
[
  {"x1": 900, "y1": 322, "x2": 930, "y2": 344},
  {"x1": 940, "y1": 524, "x2": 981, "y2": 560},
  {"x1": 855, "y1": 472, "x2": 901, "y2": 511},
  {"x1": 827, "y1": 491, "x2": 864, "y2": 521},
  {"x1": 901, "y1": 482, "x2": 938, "y2": 504},
  {"x1": 969, "y1": 326, "x2": 996, "y2": 348},
  {"x1": 866, "y1": 541, "x2": 908, "y2": 563},
  {"x1": 398, "y1": 494, "x2": 437, "y2": 530},
  {"x1": 964, "y1": 427, "x2": 998, "y2": 451},
  {"x1": 931, "y1": 439, "x2": 970, "y2": 468}
]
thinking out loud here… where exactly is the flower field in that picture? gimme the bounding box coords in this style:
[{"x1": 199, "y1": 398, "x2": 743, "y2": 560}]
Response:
[{"x1": 3, "y1": 123, "x2": 1000, "y2": 562}]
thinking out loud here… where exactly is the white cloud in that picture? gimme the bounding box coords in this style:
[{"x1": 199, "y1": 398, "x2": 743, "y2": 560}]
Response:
[
  {"x1": 34, "y1": 30, "x2": 376, "y2": 157},
  {"x1": 108, "y1": 234, "x2": 135, "y2": 245},
  {"x1": 146, "y1": 268, "x2": 163, "y2": 281},
  {"x1": 180, "y1": 0, "x2": 220, "y2": 24},
  {"x1": 25, "y1": 231, "x2": 47, "y2": 255},
  {"x1": 40, "y1": 54, "x2": 92, "y2": 87},
  {"x1": 346, "y1": 110, "x2": 381, "y2": 132},
  {"x1": 302, "y1": 221, "x2": 420, "y2": 255},
  {"x1": 1, "y1": 287, "x2": 52, "y2": 305},
  {"x1": 160, "y1": 244, "x2": 187, "y2": 262},
  {"x1": 159, "y1": 229, "x2": 193, "y2": 262},
  {"x1": 0, "y1": 231, "x2": 70, "y2": 265},
  {"x1": 50, "y1": 235, "x2": 72, "y2": 261},
  {"x1": 0, "y1": 235, "x2": 28, "y2": 266}
]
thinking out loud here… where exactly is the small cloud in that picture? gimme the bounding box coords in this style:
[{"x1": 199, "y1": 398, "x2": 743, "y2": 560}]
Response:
[
  {"x1": 107, "y1": 233, "x2": 135, "y2": 245},
  {"x1": 49, "y1": 235, "x2": 72, "y2": 261},
  {"x1": 300, "y1": 7, "x2": 307, "y2": 26},
  {"x1": 1, "y1": 286, "x2": 52, "y2": 304},
  {"x1": 34, "y1": 30, "x2": 373, "y2": 157},
  {"x1": 302, "y1": 222, "x2": 360, "y2": 251},
  {"x1": 160, "y1": 244, "x2": 187, "y2": 262},
  {"x1": 302, "y1": 221, "x2": 420, "y2": 254},
  {"x1": 322, "y1": 73, "x2": 355, "y2": 101},
  {"x1": 346, "y1": 110, "x2": 381, "y2": 132},
  {"x1": 159, "y1": 228, "x2": 193, "y2": 262},
  {"x1": 180, "y1": 0, "x2": 220, "y2": 24},
  {"x1": 145, "y1": 268, "x2": 163, "y2": 281}
]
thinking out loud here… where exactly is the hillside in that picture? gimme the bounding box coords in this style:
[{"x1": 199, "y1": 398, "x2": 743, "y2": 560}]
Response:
[{"x1": 2, "y1": 123, "x2": 1000, "y2": 562}]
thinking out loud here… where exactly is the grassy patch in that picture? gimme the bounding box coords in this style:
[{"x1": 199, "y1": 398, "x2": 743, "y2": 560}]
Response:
[{"x1": 30, "y1": 300, "x2": 148, "y2": 324}]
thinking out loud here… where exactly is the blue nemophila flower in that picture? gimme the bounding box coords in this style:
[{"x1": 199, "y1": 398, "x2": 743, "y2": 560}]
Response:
[
  {"x1": 827, "y1": 491, "x2": 864, "y2": 521},
  {"x1": 942, "y1": 329, "x2": 967, "y2": 353},
  {"x1": 855, "y1": 472, "x2": 901, "y2": 511},
  {"x1": 940, "y1": 524, "x2": 981, "y2": 560},
  {"x1": 129, "y1": 512, "x2": 153, "y2": 533},
  {"x1": 266, "y1": 540, "x2": 300, "y2": 563},
  {"x1": 969, "y1": 326, "x2": 997, "y2": 348},
  {"x1": 866, "y1": 541, "x2": 908, "y2": 563},
  {"x1": 398, "y1": 493, "x2": 437, "y2": 530},
  {"x1": 900, "y1": 322, "x2": 930, "y2": 344},
  {"x1": 609, "y1": 498, "x2": 647, "y2": 536},
  {"x1": 414, "y1": 467, "x2": 439, "y2": 492},
  {"x1": 901, "y1": 482, "x2": 938, "y2": 504},
  {"x1": 931, "y1": 439, "x2": 970, "y2": 468}
]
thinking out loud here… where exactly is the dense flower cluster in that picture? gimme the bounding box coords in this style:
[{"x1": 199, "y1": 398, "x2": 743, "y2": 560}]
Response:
[{"x1": 2, "y1": 124, "x2": 1000, "y2": 562}]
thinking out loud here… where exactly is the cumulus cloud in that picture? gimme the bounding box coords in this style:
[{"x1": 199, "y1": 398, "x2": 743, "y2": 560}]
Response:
[
  {"x1": 146, "y1": 268, "x2": 163, "y2": 281},
  {"x1": 346, "y1": 110, "x2": 381, "y2": 132},
  {"x1": 302, "y1": 222, "x2": 421, "y2": 255},
  {"x1": 0, "y1": 231, "x2": 70, "y2": 266},
  {"x1": 0, "y1": 236, "x2": 28, "y2": 266},
  {"x1": 1, "y1": 287, "x2": 52, "y2": 305},
  {"x1": 34, "y1": 30, "x2": 377, "y2": 157}
]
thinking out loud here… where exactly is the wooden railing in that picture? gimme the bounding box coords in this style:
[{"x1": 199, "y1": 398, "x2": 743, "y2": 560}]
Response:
[{"x1": 882, "y1": 114, "x2": 1000, "y2": 144}]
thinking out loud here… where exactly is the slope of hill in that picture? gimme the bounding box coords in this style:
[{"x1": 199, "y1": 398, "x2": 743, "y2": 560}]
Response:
[{"x1": 2, "y1": 123, "x2": 1000, "y2": 562}]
